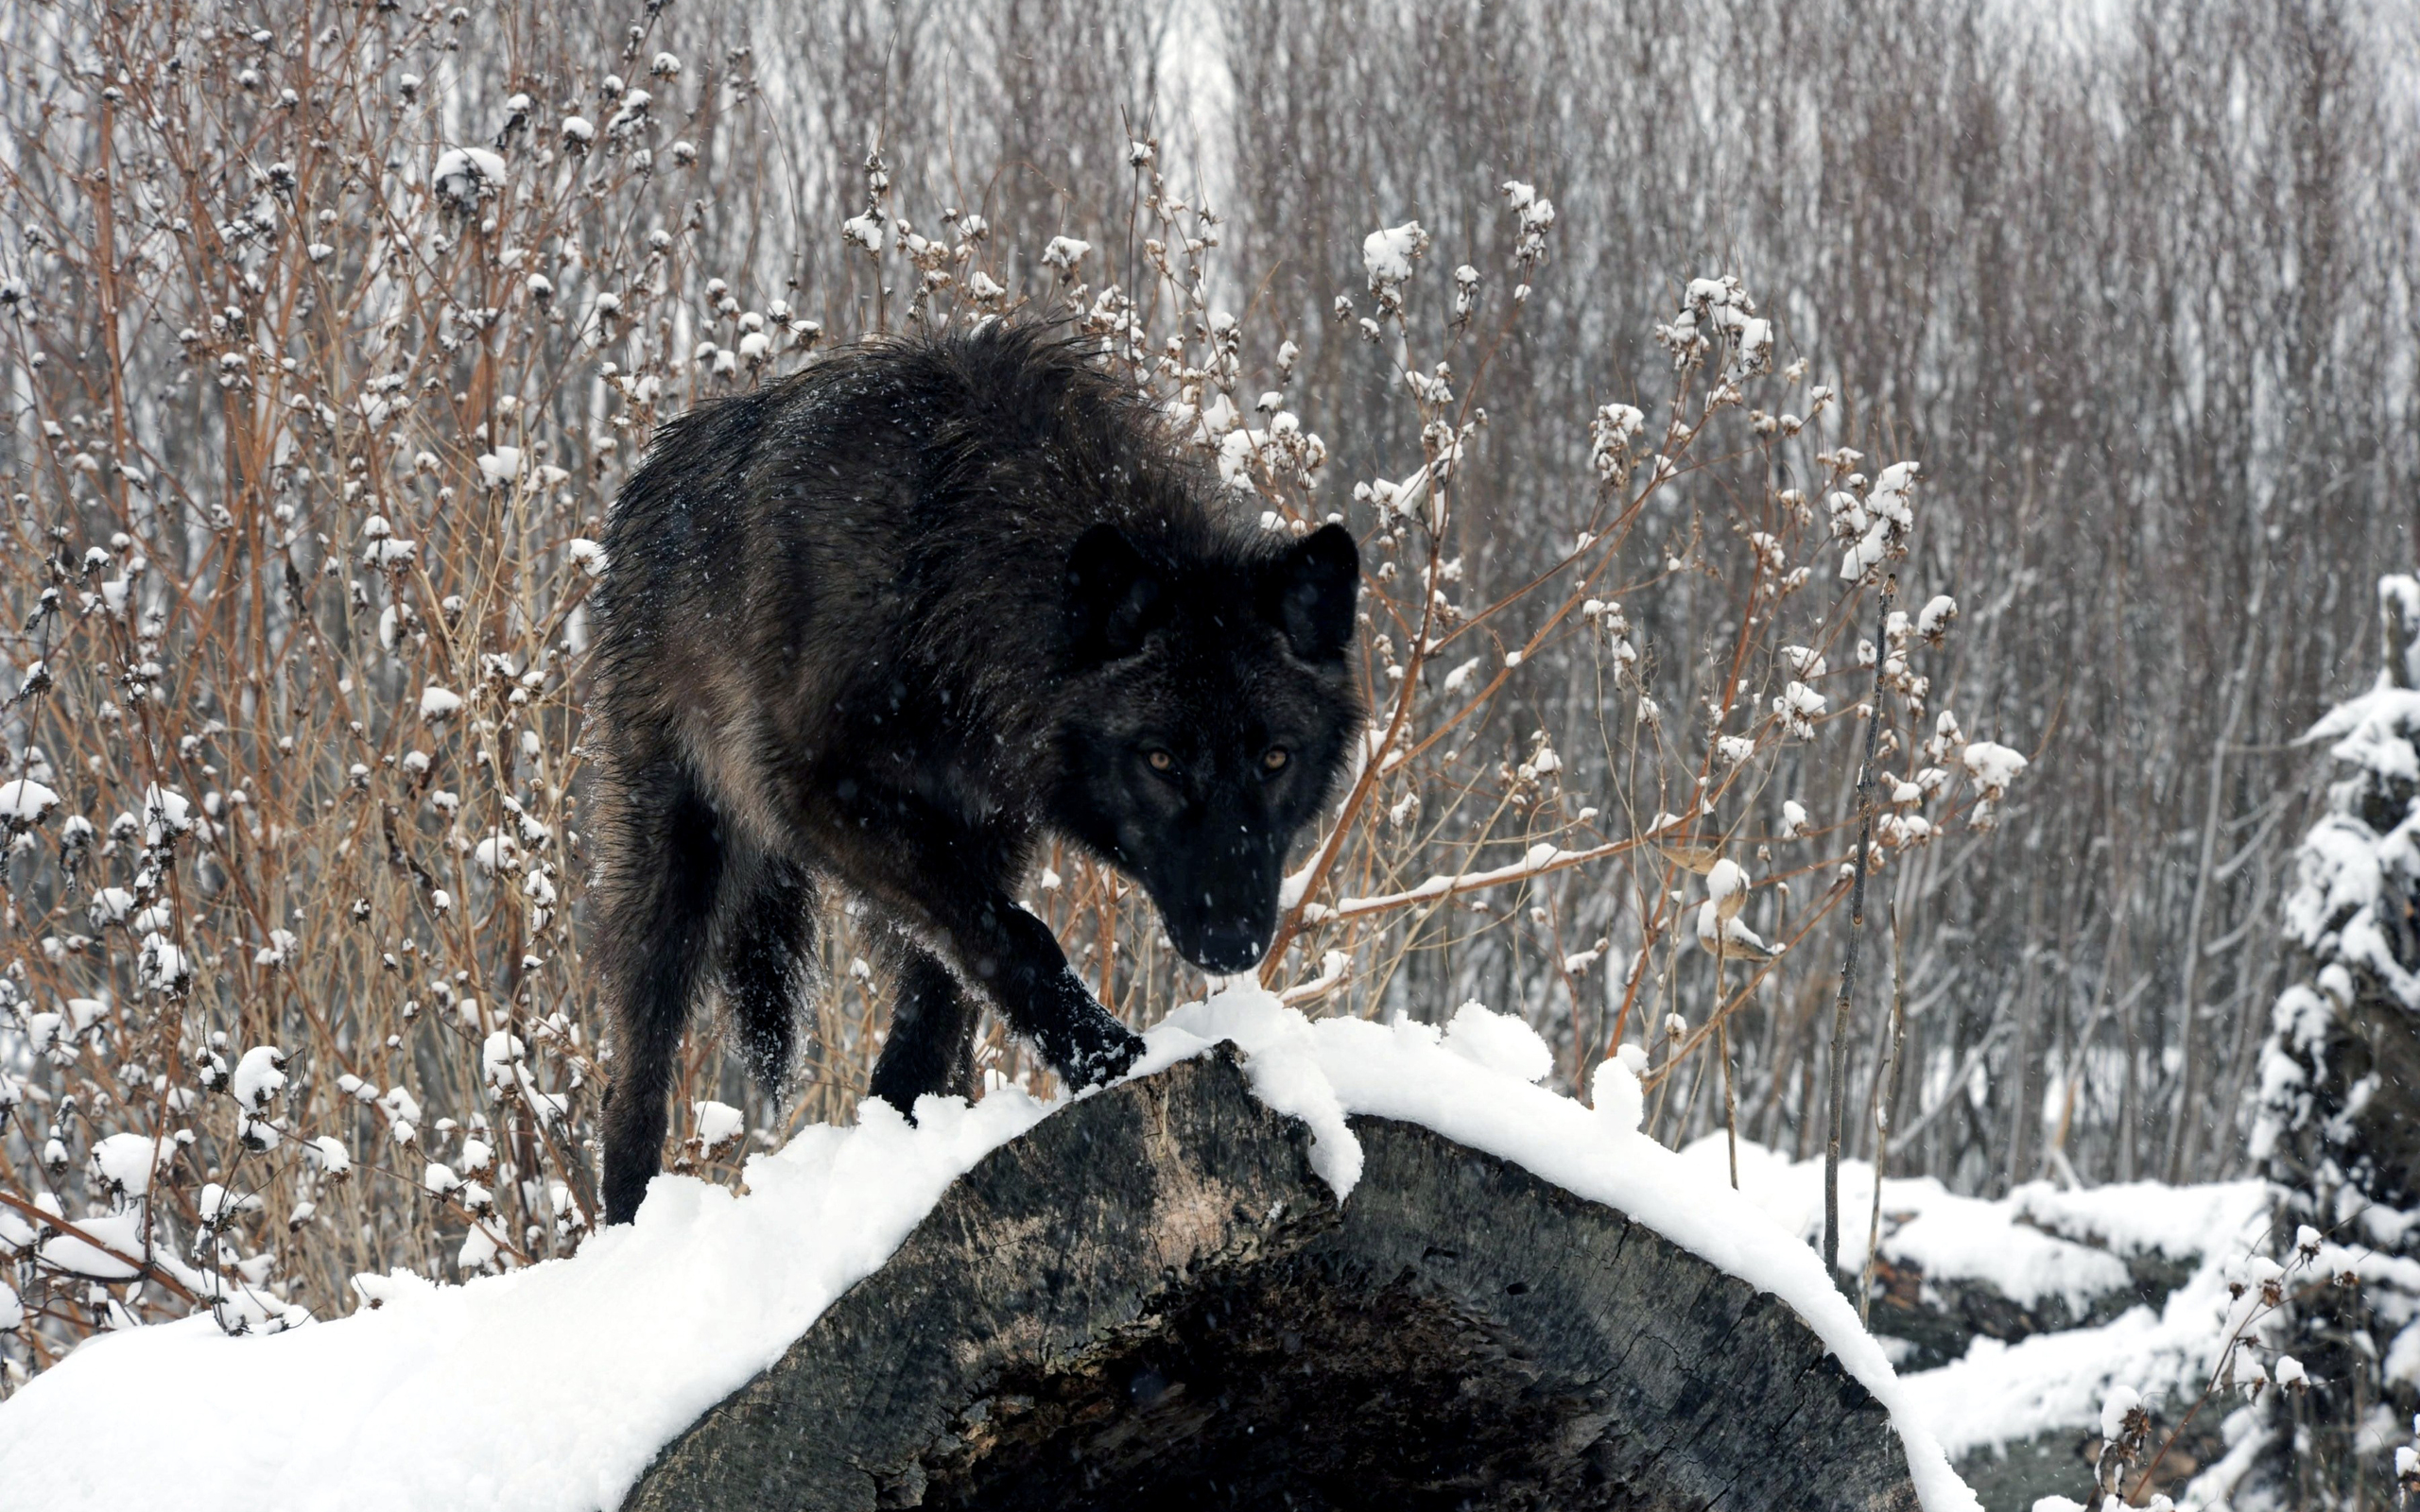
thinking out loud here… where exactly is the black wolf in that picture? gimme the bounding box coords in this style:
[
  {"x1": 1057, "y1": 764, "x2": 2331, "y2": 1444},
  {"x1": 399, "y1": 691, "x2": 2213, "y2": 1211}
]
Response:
[{"x1": 590, "y1": 323, "x2": 1362, "y2": 1224}]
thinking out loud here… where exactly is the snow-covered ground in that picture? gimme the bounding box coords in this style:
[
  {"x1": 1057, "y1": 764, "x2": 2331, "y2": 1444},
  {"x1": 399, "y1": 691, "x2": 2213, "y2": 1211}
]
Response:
[
  {"x1": 1682, "y1": 1137, "x2": 2271, "y2": 1469},
  {"x1": 0, "y1": 986, "x2": 1980, "y2": 1512}
]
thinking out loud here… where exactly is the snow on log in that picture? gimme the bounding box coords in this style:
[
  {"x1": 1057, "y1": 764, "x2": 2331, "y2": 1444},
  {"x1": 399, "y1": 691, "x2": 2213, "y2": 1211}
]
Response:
[
  {"x1": 627, "y1": 1046, "x2": 1919, "y2": 1511},
  {"x1": 0, "y1": 989, "x2": 1975, "y2": 1512}
]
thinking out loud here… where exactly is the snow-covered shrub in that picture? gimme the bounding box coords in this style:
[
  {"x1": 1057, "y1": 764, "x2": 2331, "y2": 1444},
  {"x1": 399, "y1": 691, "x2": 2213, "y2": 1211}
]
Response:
[
  {"x1": 0, "y1": 3, "x2": 864, "y2": 1383},
  {"x1": 2235, "y1": 576, "x2": 2420, "y2": 1506}
]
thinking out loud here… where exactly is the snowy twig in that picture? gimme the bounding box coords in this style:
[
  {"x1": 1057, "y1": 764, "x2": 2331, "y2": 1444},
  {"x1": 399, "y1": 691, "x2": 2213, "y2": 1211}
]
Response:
[
  {"x1": 0, "y1": 1188, "x2": 197, "y2": 1303},
  {"x1": 1311, "y1": 836, "x2": 1645, "y2": 922}
]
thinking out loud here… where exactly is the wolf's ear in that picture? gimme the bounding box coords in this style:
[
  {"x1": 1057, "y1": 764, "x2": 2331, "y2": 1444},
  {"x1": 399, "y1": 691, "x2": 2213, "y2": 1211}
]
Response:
[
  {"x1": 1064, "y1": 524, "x2": 1163, "y2": 664},
  {"x1": 1267, "y1": 523, "x2": 1360, "y2": 662}
]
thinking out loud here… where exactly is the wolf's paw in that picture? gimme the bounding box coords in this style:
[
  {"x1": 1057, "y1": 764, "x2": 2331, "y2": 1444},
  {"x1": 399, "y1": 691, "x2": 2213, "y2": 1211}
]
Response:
[
  {"x1": 1033, "y1": 981, "x2": 1147, "y2": 1089},
  {"x1": 1062, "y1": 1018, "x2": 1146, "y2": 1088}
]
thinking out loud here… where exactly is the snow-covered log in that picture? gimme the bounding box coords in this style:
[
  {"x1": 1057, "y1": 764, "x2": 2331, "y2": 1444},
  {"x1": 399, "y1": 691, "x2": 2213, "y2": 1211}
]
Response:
[{"x1": 626, "y1": 1046, "x2": 1921, "y2": 1511}]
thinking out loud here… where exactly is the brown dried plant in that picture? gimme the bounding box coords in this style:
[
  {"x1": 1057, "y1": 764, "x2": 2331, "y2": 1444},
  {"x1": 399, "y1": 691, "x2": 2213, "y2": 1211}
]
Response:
[{"x1": 0, "y1": 0, "x2": 2026, "y2": 1385}]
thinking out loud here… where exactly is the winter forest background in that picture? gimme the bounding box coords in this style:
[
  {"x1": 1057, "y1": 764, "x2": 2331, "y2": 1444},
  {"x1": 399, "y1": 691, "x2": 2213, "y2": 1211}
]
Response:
[{"x1": 0, "y1": 0, "x2": 2415, "y2": 1503}]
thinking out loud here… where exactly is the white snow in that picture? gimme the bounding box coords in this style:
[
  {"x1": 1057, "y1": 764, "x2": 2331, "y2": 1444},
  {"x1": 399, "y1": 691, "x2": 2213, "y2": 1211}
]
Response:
[
  {"x1": 1774, "y1": 679, "x2": 1827, "y2": 736},
  {"x1": 231, "y1": 1046, "x2": 287, "y2": 1112},
  {"x1": 840, "y1": 213, "x2": 883, "y2": 252},
  {"x1": 1916, "y1": 594, "x2": 1959, "y2": 639},
  {"x1": 475, "y1": 448, "x2": 524, "y2": 489},
  {"x1": 1681, "y1": 1139, "x2": 2271, "y2": 1459},
  {"x1": 35, "y1": 1211, "x2": 145, "y2": 1282},
  {"x1": 1692, "y1": 1140, "x2": 2133, "y2": 1315},
  {"x1": 0, "y1": 988, "x2": 1979, "y2": 1512},
  {"x1": 307, "y1": 1135, "x2": 352, "y2": 1176},
  {"x1": 2268, "y1": 680, "x2": 2420, "y2": 1019},
  {"x1": 1362, "y1": 221, "x2": 1427, "y2": 290},
  {"x1": 140, "y1": 784, "x2": 193, "y2": 844},
  {"x1": 2100, "y1": 1382, "x2": 2141, "y2": 1440},
  {"x1": 0, "y1": 777, "x2": 59, "y2": 823},
  {"x1": 1961, "y1": 741, "x2": 2029, "y2": 799},
  {"x1": 431, "y1": 146, "x2": 506, "y2": 210},
  {"x1": 22, "y1": 1010, "x2": 62, "y2": 1056},
  {"x1": 1696, "y1": 888, "x2": 1773, "y2": 955},
  {"x1": 89, "y1": 1132, "x2": 165, "y2": 1197},
  {"x1": 1439, "y1": 1000, "x2": 1552, "y2": 1083},
  {"x1": 82, "y1": 886, "x2": 130, "y2": 928},
  {"x1": 692, "y1": 1100, "x2": 745, "y2": 1152},
  {"x1": 419, "y1": 686, "x2": 463, "y2": 720}
]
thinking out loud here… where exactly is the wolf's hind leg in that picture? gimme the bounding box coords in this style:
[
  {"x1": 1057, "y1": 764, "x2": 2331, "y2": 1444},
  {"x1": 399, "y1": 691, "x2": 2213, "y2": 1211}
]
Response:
[
  {"x1": 716, "y1": 843, "x2": 819, "y2": 1101},
  {"x1": 866, "y1": 921, "x2": 982, "y2": 1116},
  {"x1": 596, "y1": 757, "x2": 727, "y2": 1225}
]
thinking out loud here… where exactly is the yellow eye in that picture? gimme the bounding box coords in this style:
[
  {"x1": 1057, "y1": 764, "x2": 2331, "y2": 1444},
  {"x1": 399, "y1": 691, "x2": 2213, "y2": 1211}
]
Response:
[
  {"x1": 1147, "y1": 749, "x2": 1174, "y2": 772},
  {"x1": 1263, "y1": 747, "x2": 1289, "y2": 771}
]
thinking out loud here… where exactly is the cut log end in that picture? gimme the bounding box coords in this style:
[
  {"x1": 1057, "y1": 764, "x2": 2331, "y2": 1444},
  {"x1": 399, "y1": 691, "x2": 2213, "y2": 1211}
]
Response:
[{"x1": 627, "y1": 1046, "x2": 1925, "y2": 1512}]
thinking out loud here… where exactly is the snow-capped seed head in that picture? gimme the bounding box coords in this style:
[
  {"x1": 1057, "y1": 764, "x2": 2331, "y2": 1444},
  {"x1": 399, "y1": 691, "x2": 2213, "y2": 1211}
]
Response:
[
  {"x1": 475, "y1": 448, "x2": 524, "y2": 489},
  {"x1": 308, "y1": 1135, "x2": 352, "y2": 1177},
  {"x1": 141, "y1": 784, "x2": 194, "y2": 845},
  {"x1": 90, "y1": 1132, "x2": 164, "y2": 1197},
  {"x1": 481, "y1": 1030, "x2": 528, "y2": 1096},
  {"x1": 1040, "y1": 235, "x2": 1091, "y2": 275},
  {"x1": 1961, "y1": 740, "x2": 2029, "y2": 800},
  {"x1": 1916, "y1": 594, "x2": 1958, "y2": 644},
  {"x1": 139, "y1": 933, "x2": 192, "y2": 995},
  {"x1": 1361, "y1": 221, "x2": 1429, "y2": 301},
  {"x1": 692, "y1": 1100, "x2": 746, "y2": 1154},
  {"x1": 0, "y1": 779, "x2": 60, "y2": 826},
  {"x1": 1705, "y1": 858, "x2": 1749, "y2": 920},
  {"x1": 232, "y1": 1045, "x2": 288, "y2": 1112},
  {"x1": 430, "y1": 146, "x2": 507, "y2": 214},
  {"x1": 1695, "y1": 898, "x2": 1775, "y2": 961},
  {"x1": 2100, "y1": 1383, "x2": 2144, "y2": 1445}
]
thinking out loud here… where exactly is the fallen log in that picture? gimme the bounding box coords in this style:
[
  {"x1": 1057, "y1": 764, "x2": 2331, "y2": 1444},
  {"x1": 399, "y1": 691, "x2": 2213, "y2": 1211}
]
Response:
[
  {"x1": 628, "y1": 1045, "x2": 1924, "y2": 1511},
  {"x1": 1862, "y1": 1247, "x2": 2198, "y2": 1373}
]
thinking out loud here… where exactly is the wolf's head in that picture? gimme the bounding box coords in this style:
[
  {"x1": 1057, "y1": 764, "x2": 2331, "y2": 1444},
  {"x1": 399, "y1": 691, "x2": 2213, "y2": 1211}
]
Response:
[{"x1": 1051, "y1": 521, "x2": 1363, "y2": 975}]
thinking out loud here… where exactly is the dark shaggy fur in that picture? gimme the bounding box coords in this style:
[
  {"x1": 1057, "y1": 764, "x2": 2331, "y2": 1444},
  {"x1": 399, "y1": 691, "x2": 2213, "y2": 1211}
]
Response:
[{"x1": 590, "y1": 323, "x2": 1363, "y2": 1224}]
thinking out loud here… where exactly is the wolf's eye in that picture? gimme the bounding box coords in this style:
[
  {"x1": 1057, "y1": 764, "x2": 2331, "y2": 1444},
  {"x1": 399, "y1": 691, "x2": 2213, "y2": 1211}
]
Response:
[
  {"x1": 1146, "y1": 749, "x2": 1175, "y2": 773},
  {"x1": 1262, "y1": 747, "x2": 1289, "y2": 772}
]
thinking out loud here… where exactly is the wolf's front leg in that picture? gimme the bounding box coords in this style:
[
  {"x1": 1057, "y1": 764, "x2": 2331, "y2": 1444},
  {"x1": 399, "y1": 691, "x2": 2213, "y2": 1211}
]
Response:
[
  {"x1": 955, "y1": 893, "x2": 1146, "y2": 1087},
  {"x1": 817, "y1": 784, "x2": 1145, "y2": 1091}
]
